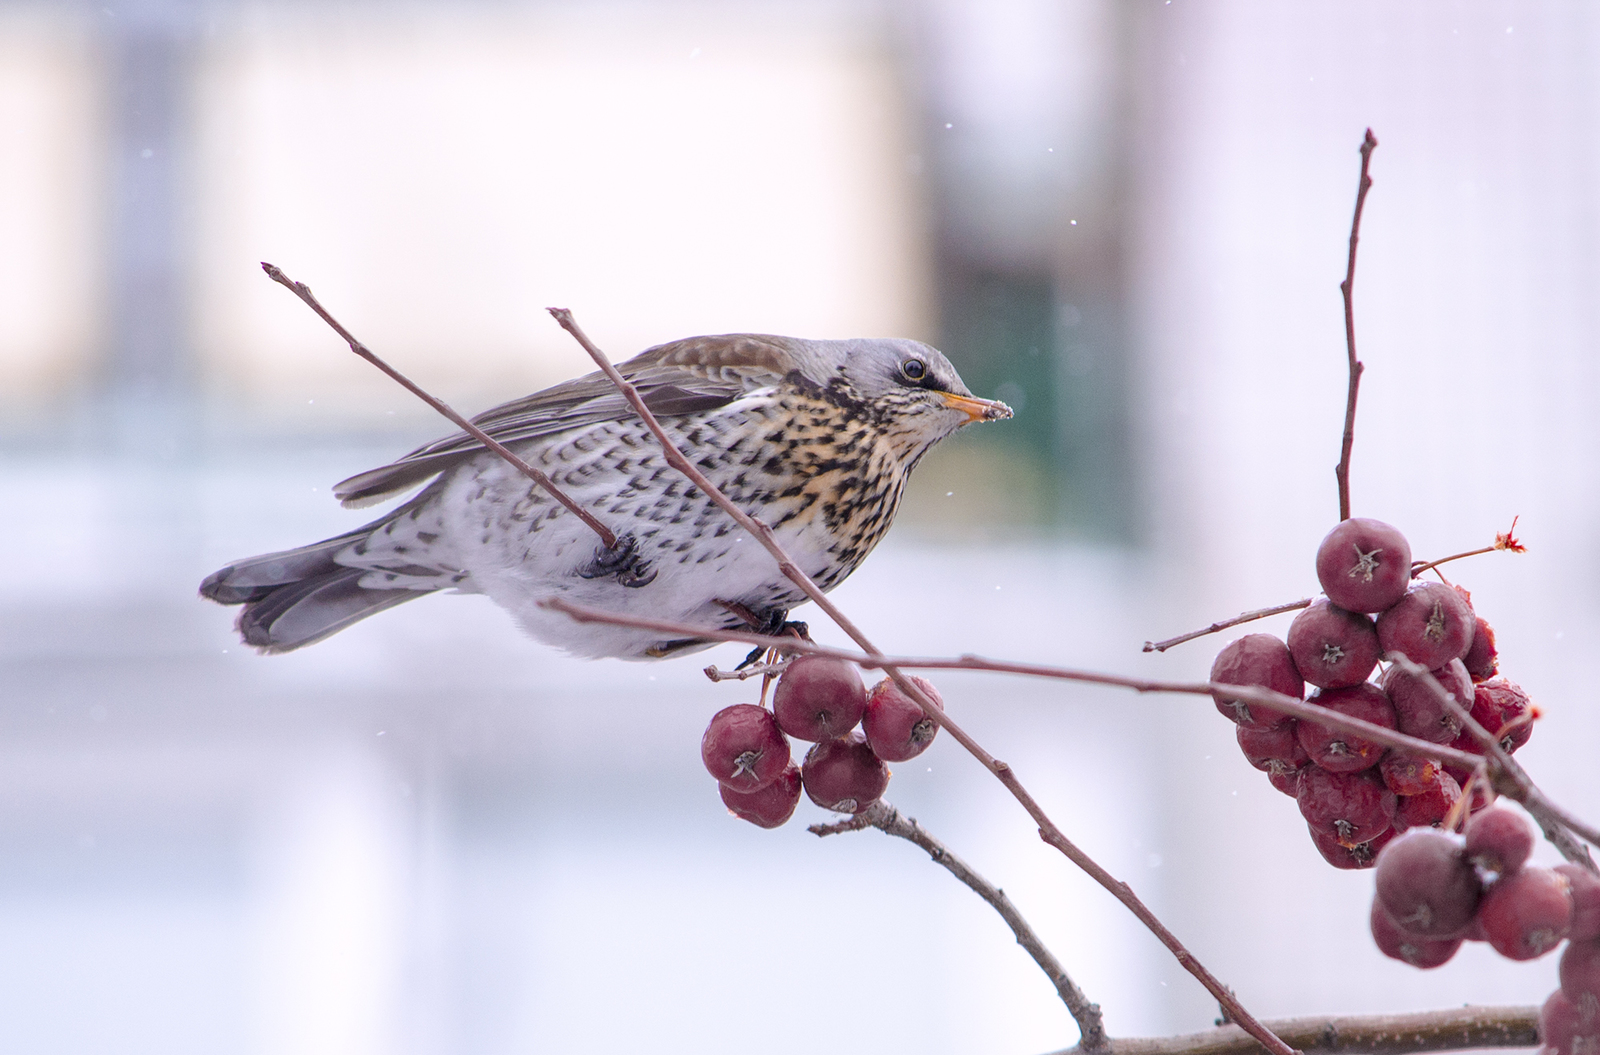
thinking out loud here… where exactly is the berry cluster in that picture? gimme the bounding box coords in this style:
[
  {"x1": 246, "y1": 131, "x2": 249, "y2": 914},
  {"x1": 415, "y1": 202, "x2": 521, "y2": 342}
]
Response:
[
  {"x1": 1369, "y1": 808, "x2": 1600, "y2": 1054},
  {"x1": 1210, "y1": 518, "x2": 1535, "y2": 869},
  {"x1": 700, "y1": 656, "x2": 943, "y2": 828}
]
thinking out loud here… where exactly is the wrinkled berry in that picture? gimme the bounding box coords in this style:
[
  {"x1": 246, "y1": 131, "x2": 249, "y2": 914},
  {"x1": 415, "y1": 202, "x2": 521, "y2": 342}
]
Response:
[
  {"x1": 772, "y1": 656, "x2": 868, "y2": 743},
  {"x1": 702, "y1": 704, "x2": 791, "y2": 792},
  {"x1": 862, "y1": 675, "x2": 943, "y2": 762},
  {"x1": 1555, "y1": 865, "x2": 1600, "y2": 943},
  {"x1": 1384, "y1": 659, "x2": 1473, "y2": 745},
  {"x1": 1310, "y1": 823, "x2": 1393, "y2": 869},
  {"x1": 1238, "y1": 721, "x2": 1306, "y2": 772},
  {"x1": 1315, "y1": 518, "x2": 1413, "y2": 613},
  {"x1": 719, "y1": 762, "x2": 803, "y2": 829},
  {"x1": 1268, "y1": 762, "x2": 1308, "y2": 797},
  {"x1": 1539, "y1": 988, "x2": 1600, "y2": 1055},
  {"x1": 1377, "y1": 581, "x2": 1475, "y2": 670},
  {"x1": 1392, "y1": 771, "x2": 1463, "y2": 833},
  {"x1": 1561, "y1": 936, "x2": 1600, "y2": 1003},
  {"x1": 801, "y1": 733, "x2": 889, "y2": 814},
  {"x1": 1480, "y1": 866, "x2": 1572, "y2": 960},
  {"x1": 1463, "y1": 616, "x2": 1499, "y2": 681},
  {"x1": 1381, "y1": 751, "x2": 1443, "y2": 796},
  {"x1": 1288, "y1": 600, "x2": 1382, "y2": 689},
  {"x1": 1298, "y1": 766, "x2": 1395, "y2": 847},
  {"x1": 1374, "y1": 828, "x2": 1481, "y2": 938},
  {"x1": 1465, "y1": 805, "x2": 1536, "y2": 875},
  {"x1": 1472, "y1": 679, "x2": 1535, "y2": 752},
  {"x1": 1370, "y1": 897, "x2": 1462, "y2": 967},
  {"x1": 1210, "y1": 635, "x2": 1302, "y2": 728},
  {"x1": 1297, "y1": 682, "x2": 1395, "y2": 773}
]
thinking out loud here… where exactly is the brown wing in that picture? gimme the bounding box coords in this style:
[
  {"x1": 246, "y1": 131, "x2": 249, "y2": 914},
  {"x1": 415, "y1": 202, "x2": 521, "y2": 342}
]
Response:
[{"x1": 332, "y1": 334, "x2": 796, "y2": 507}]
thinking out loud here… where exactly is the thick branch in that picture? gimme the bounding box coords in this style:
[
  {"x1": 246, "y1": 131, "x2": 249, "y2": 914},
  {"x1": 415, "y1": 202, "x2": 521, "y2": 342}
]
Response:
[
  {"x1": 813, "y1": 800, "x2": 1107, "y2": 1052},
  {"x1": 1046, "y1": 1005, "x2": 1538, "y2": 1055},
  {"x1": 1336, "y1": 130, "x2": 1377, "y2": 522},
  {"x1": 261, "y1": 264, "x2": 618, "y2": 549},
  {"x1": 545, "y1": 311, "x2": 1296, "y2": 1055},
  {"x1": 1144, "y1": 599, "x2": 1312, "y2": 653}
]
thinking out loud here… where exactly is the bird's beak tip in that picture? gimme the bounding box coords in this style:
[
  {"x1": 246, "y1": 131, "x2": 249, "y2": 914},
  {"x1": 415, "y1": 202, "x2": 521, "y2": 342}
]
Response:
[{"x1": 941, "y1": 391, "x2": 1014, "y2": 424}]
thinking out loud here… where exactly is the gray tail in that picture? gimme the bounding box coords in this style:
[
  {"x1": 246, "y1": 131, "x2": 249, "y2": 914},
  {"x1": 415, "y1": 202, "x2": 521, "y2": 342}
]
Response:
[{"x1": 200, "y1": 516, "x2": 435, "y2": 654}]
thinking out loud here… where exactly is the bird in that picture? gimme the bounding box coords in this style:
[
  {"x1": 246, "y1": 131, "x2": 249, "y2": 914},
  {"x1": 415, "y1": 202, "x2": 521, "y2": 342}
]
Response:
[{"x1": 200, "y1": 332, "x2": 1012, "y2": 660}]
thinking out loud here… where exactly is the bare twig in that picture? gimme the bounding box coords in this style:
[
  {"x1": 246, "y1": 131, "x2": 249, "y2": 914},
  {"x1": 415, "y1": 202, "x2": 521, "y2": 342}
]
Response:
[
  {"x1": 704, "y1": 658, "x2": 793, "y2": 682},
  {"x1": 1410, "y1": 518, "x2": 1528, "y2": 578},
  {"x1": 261, "y1": 264, "x2": 619, "y2": 549},
  {"x1": 1336, "y1": 130, "x2": 1378, "y2": 522},
  {"x1": 545, "y1": 310, "x2": 1296, "y2": 1055},
  {"x1": 1046, "y1": 1005, "x2": 1538, "y2": 1055},
  {"x1": 1144, "y1": 599, "x2": 1313, "y2": 653},
  {"x1": 813, "y1": 800, "x2": 1107, "y2": 1052}
]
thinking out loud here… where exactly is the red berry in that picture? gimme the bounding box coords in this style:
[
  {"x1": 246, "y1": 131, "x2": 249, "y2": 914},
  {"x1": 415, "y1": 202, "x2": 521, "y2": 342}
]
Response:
[
  {"x1": 1298, "y1": 766, "x2": 1395, "y2": 847},
  {"x1": 719, "y1": 762, "x2": 803, "y2": 829},
  {"x1": 1374, "y1": 828, "x2": 1481, "y2": 938},
  {"x1": 772, "y1": 656, "x2": 868, "y2": 742},
  {"x1": 801, "y1": 733, "x2": 889, "y2": 814},
  {"x1": 1383, "y1": 659, "x2": 1472, "y2": 745},
  {"x1": 1370, "y1": 897, "x2": 1462, "y2": 967},
  {"x1": 1465, "y1": 804, "x2": 1536, "y2": 875},
  {"x1": 862, "y1": 675, "x2": 943, "y2": 762},
  {"x1": 1296, "y1": 682, "x2": 1395, "y2": 773},
  {"x1": 1381, "y1": 751, "x2": 1444, "y2": 796},
  {"x1": 1310, "y1": 824, "x2": 1394, "y2": 869},
  {"x1": 1268, "y1": 762, "x2": 1307, "y2": 797},
  {"x1": 1287, "y1": 600, "x2": 1382, "y2": 689},
  {"x1": 1315, "y1": 518, "x2": 1413, "y2": 613},
  {"x1": 1210, "y1": 635, "x2": 1302, "y2": 729},
  {"x1": 1471, "y1": 679, "x2": 1535, "y2": 752},
  {"x1": 1463, "y1": 616, "x2": 1499, "y2": 681},
  {"x1": 1561, "y1": 936, "x2": 1600, "y2": 1003},
  {"x1": 1238, "y1": 721, "x2": 1305, "y2": 771},
  {"x1": 1556, "y1": 865, "x2": 1600, "y2": 943},
  {"x1": 1540, "y1": 988, "x2": 1600, "y2": 1055},
  {"x1": 1392, "y1": 771, "x2": 1462, "y2": 833},
  {"x1": 1376, "y1": 581, "x2": 1475, "y2": 669},
  {"x1": 701, "y1": 704, "x2": 791, "y2": 792},
  {"x1": 1480, "y1": 866, "x2": 1572, "y2": 960}
]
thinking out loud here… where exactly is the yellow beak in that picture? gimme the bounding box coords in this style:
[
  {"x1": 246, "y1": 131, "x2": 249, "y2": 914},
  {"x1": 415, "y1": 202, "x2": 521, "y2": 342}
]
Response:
[{"x1": 940, "y1": 391, "x2": 1015, "y2": 423}]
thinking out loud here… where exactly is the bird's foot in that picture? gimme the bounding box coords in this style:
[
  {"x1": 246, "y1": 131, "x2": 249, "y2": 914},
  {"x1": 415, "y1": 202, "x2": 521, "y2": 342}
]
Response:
[
  {"x1": 715, "y1": 600, "x2": 811, "y2": 669},
  {"x1": 577, "y1": 533, "x2": 658, "y2": 588}
]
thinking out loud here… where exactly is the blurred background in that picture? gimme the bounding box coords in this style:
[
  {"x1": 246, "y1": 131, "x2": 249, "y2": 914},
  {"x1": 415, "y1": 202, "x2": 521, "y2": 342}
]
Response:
[{"x1": 3, "y1": 1, "x2": 1600, "y2": 1052}]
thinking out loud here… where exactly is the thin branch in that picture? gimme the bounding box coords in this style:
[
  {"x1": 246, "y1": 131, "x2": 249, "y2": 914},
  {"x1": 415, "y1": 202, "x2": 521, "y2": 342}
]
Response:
[
  {"x1": 1410, "y1": 519, "x2": 1528, "y2": 578},
  {"x1": 1144, "y1": 599, "x2": 1312, "y2": 653},
  {"x1": 545, "y1": 310, "x2": 1296, "y2": 1055},
  {"x1": 704, "y1": 658, "x2": 793, "y2": 682},
  {"x1": 541, "y1": 596, "x2": 1485, "y2": 770},
  {"x1": 1336, "y1": 129, "x2": 1378, "y2": 522},
  {"x1": 1046, "y1": 1005, "x2": 1538, "y2": 1055},
  {"x1": 813, "y1": 800, "x2": 1107, "y2": 1052},
  {"x1": 261, "y1": 264, "x2": 619, "y2": 549}
]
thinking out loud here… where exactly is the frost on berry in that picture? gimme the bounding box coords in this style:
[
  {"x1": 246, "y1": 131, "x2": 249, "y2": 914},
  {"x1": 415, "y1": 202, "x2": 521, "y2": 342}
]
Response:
[
  {"x1": 1383, "y1": 659, "x2": 1472, "y2": 745},
  {"x1": 1471, "y1": 679, "x2": 1536, "y2": 752},
  {"x1": 1287, "y1": 600, "x2": 1381, "y2": 689},
  {"x1": 801, "y1": 733, "x2": 889, "y2": 814},
  {"x1": 1210, "y1": 634, "x2": 1302, "y2": 728},
  {"x1": 1479, "y1": 866, "x2": 1573, "y2": 961},
  {"x1": 1376, "y1": 581, "x2": 1475, "y2": 670},
  {"x1": 1556, "y1": 864, "x2": 1600, "y2": 943},
  {"x1": 1315, "y1": 518, "x2": 1413, "y2": 613},
  {"x1": 1296, "y1": 682, "x2": 1395, "y2": 773},
  {"x1": 719, "y1": 761, "x2": 803, "y2": 829},
  {"x1": 772, "y1": 656, "x2": 868, "y2": 743},
  {"x1": 1464, "y1": 804, "x2": 1536, "y2": 875},
  {"x1": 1370, "y1": 897, "x2": 1462, "y2": 968},
  {"x1": 1540, "y1": 988, "x2": 1600, "y2": 1055},
  {"x1": 862, "y1": 675, "x2": 944, "y2": 762},
  {"x1": 1373, "y1": 828, "x2": 1481, "y2": 938},
  {"x1": 1310, "y1": 823, "x2": 1394, "y2": 870},
  {"x1": 1392, "y1": 771, "x2": 1462, "y2": 833},
  {"x1": 1297, "y1": 766, "x2": 1395, "y2": 848},
  {"x1": 701, "y1": 704, "x2": 791, "y2": 792}
]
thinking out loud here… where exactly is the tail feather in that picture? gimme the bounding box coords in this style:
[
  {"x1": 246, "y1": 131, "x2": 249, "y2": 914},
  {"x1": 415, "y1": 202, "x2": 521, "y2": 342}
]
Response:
[{"x1": 234, "y1": 567, "x2": 421, "y2": 653}]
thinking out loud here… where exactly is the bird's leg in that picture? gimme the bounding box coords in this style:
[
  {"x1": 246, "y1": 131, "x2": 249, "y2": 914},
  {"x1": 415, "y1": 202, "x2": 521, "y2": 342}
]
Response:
[
  {"x1": 577, "y1": 533, "x2": 658, "y2": 588},
  {"x1": 715, "y1": 601, "x2": 812, "y2": 669}
]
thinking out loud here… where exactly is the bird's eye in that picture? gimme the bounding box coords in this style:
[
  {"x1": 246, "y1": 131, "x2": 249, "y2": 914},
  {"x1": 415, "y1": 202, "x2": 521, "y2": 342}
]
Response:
[{"x1": 900, "y1": 358, "x2": 927, "y2": 382}]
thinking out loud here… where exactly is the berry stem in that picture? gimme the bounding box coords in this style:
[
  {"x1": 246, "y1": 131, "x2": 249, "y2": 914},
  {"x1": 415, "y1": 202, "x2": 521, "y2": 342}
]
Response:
[
  {"x1": 258, "y1": 264, "x2": 620, "y2": 549},
  {"x1": 548, "y1": 311, "x2": 1298, "y2": 1055},
  {"x1": 1336, "y1": 130, "x2": 1378, "y2": 523},
  {"x1": 1143, "y1": 598, "x2": 1312, "y2": 653},
  {"x1": 813, "y1": 800, "x2": 1108, "y2": 1052}
]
